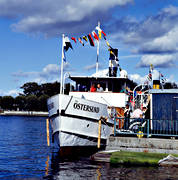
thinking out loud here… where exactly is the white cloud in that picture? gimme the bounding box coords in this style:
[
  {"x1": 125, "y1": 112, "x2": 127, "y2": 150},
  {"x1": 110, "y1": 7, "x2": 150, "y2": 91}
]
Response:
[
  {"x1": 91, "y1": 68, "x2": 108, "y2": 77},
  {"x1": 12, "y1": 63, "x2": 72, "y2": 84},
  {"x1": 137, "y1": 54, "x2": 176, "y2": 68},
  {"x1": 0, "y1": 0, "x2": 133, "y2": 36},
  {"x1": 129, "y1": 73, "x2": 147, "y2": 84}
]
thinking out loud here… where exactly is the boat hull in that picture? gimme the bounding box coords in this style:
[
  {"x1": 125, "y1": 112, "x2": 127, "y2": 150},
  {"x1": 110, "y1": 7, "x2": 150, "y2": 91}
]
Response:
[{"x1": 47, "y1": 94, "x2": 113, "y2": 153}]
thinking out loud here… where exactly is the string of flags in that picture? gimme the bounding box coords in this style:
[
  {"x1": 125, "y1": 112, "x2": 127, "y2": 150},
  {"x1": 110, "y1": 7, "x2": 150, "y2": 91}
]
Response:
[
  {"x1": 62, "y1": 24, "x2": 121, "y2": 70},
  {"x1": 63, "y1": 25, "x2": 110, "y2": 51},
  {"x1": 147, "y1": 64, "x2": 153, "y2": 81},
  {"x1": 146, "y1": 64, "x2": 167, "y2": 84}
]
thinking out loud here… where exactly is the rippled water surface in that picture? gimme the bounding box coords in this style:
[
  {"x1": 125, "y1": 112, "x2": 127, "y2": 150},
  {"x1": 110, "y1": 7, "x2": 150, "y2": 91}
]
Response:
[{"x1": 0, "y1": 116, "x2": 178, "y2": 179}]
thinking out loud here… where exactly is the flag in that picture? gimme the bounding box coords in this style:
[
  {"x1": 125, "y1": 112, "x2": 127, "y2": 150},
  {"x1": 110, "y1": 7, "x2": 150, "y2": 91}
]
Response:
[
  {"x1": 160, "y1": 72, "x2": 164, "y2": 77},
  {"x1": 95, "y1": 26, "x2": 102, "y2": 39},
  {"x1": 109, "y1": 48, "x2": 118, "y2": 61},
  {"x1": 64, "y1": 36, "x2": 73, "y2": 51},
  {"x1": 71, "y1": 37, "x2": 77, "y2": 43},
  {"x1": 103, "y1": 35, "x2": 111, "y2": 48},
  {"x1": 147, "y1": 72, "x2": 152, "y2": 81},
  {"x1": 88, "y1": 34, "x2": 95, "y2": 46},
  {"x1": 101, "y1": 30, "x2": 106, "y2": 36},
  {"x1": 95, "y1": 26, "x2": 107, "y2": 38},
  {"x1": 82, "y1": 36, "x2": 88, "y2": 42},
  {"x1": 92, "y1": 31, "x2": 99, "y2": 41},
  {"x1": 78, "y1": 37, "x2": 84, "y2": 46}
]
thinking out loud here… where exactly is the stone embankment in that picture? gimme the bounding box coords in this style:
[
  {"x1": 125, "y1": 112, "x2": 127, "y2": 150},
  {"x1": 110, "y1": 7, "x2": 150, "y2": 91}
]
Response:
[{"x1": 106, "y1": 136, "x2": 178, "y2": 154}]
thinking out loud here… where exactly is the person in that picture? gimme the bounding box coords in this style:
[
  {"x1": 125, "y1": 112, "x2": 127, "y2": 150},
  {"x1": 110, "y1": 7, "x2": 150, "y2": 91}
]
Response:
[
  {"x1": 124, "y1": 104, "x2": 131, "y2": 130},
  {"x1": 90, "y1": 84, "x2": 96, "y2": 92},
  {"x1": 96, "y1": 84, "x2": 103, "y2": 92}
]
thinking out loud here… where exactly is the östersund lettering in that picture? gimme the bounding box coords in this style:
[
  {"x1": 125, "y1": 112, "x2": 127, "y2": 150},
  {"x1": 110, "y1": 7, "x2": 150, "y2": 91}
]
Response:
[{"x1": 73, "y1": 103, "x2": 99, "y2": 113}]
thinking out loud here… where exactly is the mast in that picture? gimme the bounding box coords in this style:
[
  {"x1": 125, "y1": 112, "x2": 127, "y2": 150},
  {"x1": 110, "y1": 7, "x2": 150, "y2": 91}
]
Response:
[
  {"x1": 96, "y1": 21, "x2": 100, "y2": 76},
  {"x1": 60, "y1": 34, "x2": 65, "y2": 94}
]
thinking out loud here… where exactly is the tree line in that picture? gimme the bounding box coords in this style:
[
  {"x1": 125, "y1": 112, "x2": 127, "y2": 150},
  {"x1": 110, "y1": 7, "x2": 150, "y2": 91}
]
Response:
[{"x1": 0, "y1": 82, "x2": 72, "y2": 112}]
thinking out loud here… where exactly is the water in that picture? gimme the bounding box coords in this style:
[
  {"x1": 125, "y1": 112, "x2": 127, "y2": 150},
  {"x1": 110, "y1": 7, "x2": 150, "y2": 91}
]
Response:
[{"x1": 0, "y1": 116, "x2": 178, "y2": 179}]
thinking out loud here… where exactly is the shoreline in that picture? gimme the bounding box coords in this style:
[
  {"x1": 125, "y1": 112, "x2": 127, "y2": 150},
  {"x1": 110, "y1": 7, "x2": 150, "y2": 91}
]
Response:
[{"x1": 0, "y1": 110, "x2": 48, "y2": 117}]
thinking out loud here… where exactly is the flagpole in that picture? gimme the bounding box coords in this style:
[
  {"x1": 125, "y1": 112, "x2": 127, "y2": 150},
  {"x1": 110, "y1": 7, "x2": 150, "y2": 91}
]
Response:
[
  {"x1": 96, "y1": 21, "x2": 100, "y2": 76},
  {"x1": 60, "y1": 34, "x2": 65, "y2": 94}
]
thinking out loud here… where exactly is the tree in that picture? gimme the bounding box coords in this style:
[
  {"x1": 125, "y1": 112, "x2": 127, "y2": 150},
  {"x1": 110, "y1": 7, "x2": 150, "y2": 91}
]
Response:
[
  {"x1": 0, "y1": 96, "x2": 2, "y2": 109},
  {"x1": 1, "y1": 96, "x2": 14, "y2": 110},
  {"x1": 15, "y1": 95, "x2": 26, "y2": 111},
  {"x1": 21, "y1": 82, "x2": 41, "y2": 97},
  {"x1": 38, "y1": 94, "x2": 49, "y2": 111},
  {"x1": 25, "y1": 95, "x2": 39, "y2": 111}
]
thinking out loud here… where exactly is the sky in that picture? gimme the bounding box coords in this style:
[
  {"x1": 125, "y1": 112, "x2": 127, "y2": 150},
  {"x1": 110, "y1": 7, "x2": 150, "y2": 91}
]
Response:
[{"x1": 0, "y1": 0, "x2": 178, "y2": 96}]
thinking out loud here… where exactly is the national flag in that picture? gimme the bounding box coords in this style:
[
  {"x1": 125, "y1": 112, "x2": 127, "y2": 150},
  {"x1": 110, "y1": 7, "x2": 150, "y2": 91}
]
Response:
[
  {"x1": 63, "y1": 36, "x2": 73, "y2": 52},
  {"x1": 92, "y1": 31, "x2": 99, "y2": 41},
  {"x1": 88, "y1": 34, "x2": 95, "y2": 46},
  {"x1": 78, "y1": 37, "x2": 84, "y2": 46},
  {"x1": 71, "y1": 37, "x2": 77, "y2": 43},
  {"x1": 82, "y1": 36, "x2": 88, "y2": 42}
]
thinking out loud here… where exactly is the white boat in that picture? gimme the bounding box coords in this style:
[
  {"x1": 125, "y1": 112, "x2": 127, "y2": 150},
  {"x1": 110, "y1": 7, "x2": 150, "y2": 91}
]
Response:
[{"x1": 47, "y1": 32, "x2": 135, "y2": 156}]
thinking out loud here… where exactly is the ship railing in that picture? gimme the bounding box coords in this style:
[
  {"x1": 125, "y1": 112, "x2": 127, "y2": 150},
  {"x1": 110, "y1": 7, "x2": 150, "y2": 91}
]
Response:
[{"x1": 113, "y1": 117, "x2": 178, "y2": 138}]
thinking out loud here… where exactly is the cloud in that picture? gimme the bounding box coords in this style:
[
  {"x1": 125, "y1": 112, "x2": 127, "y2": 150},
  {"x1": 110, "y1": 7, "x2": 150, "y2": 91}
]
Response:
[
  {"x1": 138, "y1": 27, "x2": 178, "y2": 54},
  {"x1": 105, "y1": 5, "x2": 178, "y2": 68},
  {"x1": 129, "y1": 73, "x2": 147, "y2": 85},
  {"x1": 0, "y1": 0, "x2": 133, "y2": 37},
  {"x1": 91, "y1": 68, "x2": 108, "y2": 77},
  {"x1": 12, "y1": 63, "x2": 72, "y2": 83},
  {"x1": 137, "y1": 54, "x2": 176, "y2": 68},
  {"x1": 109, "y1": 5, "x2": 178, "y2": 45}
]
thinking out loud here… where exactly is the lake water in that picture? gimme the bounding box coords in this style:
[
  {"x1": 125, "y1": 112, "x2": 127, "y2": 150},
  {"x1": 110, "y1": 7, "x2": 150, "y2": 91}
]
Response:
[{"x1": 0, "y1": 116, "x2": 178, "y2": 179}]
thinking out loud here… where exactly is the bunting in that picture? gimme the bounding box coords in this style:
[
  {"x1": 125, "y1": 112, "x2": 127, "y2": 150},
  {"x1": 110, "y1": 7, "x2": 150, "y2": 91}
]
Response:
[
  {"x1": 78, "y1": 37, "x2": 84, "y2": 46},
  {"x1": 95, "y1": 26, "x2": 107, "y2": 38},
  {"x1": 62, "y1": 24, "x2": 112, "y2": 49},
  {"x1": 71, "y1": 37, "x2": 77, "y2": 43},
  {"x1": 88, "y1": 34, "x2": 95, "y2": 46},
  {"x1": 92, "y1": 31, "x2": 99, "y2": 41},
  {"x1": 83, "y1": 36, "x2": 88, "y2": 42}
]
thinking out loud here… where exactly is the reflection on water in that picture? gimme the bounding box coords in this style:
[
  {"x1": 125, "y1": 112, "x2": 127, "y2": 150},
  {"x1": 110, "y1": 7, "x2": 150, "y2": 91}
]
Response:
[
  {"x1": 0, "y1": 116, "x2": 178, "y2": 179},
  {"x1": 45, "y1": 151, "x2": 178, "y2": 180}
]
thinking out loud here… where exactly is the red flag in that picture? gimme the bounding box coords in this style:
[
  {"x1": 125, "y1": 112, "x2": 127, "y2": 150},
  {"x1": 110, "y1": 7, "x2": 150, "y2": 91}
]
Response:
[
  {"x1": 92, "y1": 31, "x2": 99, "y2": 41},
  {"x1": 101, "y1": 30, "x2": 106, "y2": 36},
  {"x1": 88, "y1": 34, "x2": 95, "y2": 46},
  {"x1": 71, "y1": 37, "x2": 77, "y2": 43}
]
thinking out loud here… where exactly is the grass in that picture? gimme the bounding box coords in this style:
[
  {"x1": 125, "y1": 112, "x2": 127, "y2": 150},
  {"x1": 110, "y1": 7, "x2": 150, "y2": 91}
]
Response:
[{"x1": 110, "y1": 151, "x2": 178, "y2": 166}]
